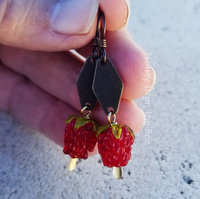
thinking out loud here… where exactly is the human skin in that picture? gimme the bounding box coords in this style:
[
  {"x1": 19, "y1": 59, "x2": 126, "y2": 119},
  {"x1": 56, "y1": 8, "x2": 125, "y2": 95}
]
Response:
[{"x1": 0, "y1": 0, "x2": 156, "y2": 154}]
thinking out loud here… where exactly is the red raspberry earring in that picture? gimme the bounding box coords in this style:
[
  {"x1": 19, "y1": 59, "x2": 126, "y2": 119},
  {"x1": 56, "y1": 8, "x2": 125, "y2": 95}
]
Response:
[
  {"x1": 92, "y1": 11, "x2": 135, "y2": 179},
  {"x1": 63, "y1": 109, "x2": 98, "y2": 171},
  {"x1": 63, "y1": 12, "x2": 103, "y2": 171},
  {"x1": 63, "y1": 10, "x2": 135, "y2": 179},
  {"x1": 96, "y1": 115, "x2": 135, "y2": 179}
]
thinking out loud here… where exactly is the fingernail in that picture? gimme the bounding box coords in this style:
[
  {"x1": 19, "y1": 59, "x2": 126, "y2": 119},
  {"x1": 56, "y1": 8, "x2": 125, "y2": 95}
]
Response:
[
  {"x1": 50, "y1": 0, "x2": 99, "y2": 34},
  {"x1": 149, "y1": 66, "x2": 156, "y2": 92},
  {"x1": 139, "y1": 108, "x2": 146, "y2": 127},
  {"x1": 123, "y1": 0, "x2": 130, "y2": 27}
]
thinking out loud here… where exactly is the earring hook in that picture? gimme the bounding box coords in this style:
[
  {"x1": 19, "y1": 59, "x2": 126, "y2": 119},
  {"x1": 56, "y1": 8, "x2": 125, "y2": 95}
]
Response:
[{"x1": 93, "y1": 9, "x2": 107, "y2": 63}]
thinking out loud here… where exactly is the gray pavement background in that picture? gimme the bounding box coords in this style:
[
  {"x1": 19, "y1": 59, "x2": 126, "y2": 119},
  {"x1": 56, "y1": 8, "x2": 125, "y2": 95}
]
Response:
[{"x1": 1, "y1": 0, "x2": 200, "y2": 199}]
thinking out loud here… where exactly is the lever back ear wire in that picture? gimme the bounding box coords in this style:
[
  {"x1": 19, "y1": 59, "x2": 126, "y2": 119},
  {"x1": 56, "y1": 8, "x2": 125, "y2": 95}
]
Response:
[
  {"x1": 92, "y1": 10, "x2": 101, "y2": 59},
  {"x1": 94, "y1": 10, "x2": 107, "y2": 64},
  {"x1": 99, "y1": 11, "x2": 107, "y2": 64}
]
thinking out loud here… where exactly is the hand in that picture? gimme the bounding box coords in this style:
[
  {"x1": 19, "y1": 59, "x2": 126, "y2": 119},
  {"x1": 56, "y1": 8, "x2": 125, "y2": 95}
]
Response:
[{"x1": 0, "y1": 0, "x2": 156, "y2": 149}]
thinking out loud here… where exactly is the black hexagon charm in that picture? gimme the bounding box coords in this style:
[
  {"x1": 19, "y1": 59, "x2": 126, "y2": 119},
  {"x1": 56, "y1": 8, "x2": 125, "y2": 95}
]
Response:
[
  {"x1": 76, "y1": 56, "x2": 97, "y2": 110},
  {"x1": 92, "y1": 58, "x2": 124, "y2": 114}
]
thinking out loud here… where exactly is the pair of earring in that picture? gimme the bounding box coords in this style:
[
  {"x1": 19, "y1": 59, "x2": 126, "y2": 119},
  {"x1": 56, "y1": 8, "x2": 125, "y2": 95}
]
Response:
[{"x1": 63, "y1": 10, "x2": 135, "y2": 179}]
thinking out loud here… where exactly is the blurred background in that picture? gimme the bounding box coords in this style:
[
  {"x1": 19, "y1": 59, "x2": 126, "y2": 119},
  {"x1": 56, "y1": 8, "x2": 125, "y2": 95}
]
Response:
[{"x1": 0, "y1": 0, "x2": 200, "y2": 198}]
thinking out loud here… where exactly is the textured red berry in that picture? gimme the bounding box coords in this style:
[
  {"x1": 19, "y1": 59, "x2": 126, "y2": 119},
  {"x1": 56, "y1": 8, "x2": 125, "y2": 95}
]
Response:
[
  {"x1": 97, "y1": 124, "x2": 135, "y2": 167},
  {"x1": 63, "y1": 116, "x2": 98, "y2": 159}
]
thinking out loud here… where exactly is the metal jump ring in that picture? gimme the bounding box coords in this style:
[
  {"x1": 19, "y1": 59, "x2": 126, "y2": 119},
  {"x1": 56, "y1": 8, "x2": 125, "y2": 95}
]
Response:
[
  {"x1": 107, "y1": 112, "x2": 117, "y2": 124},
  {"x1": 81, "y1": 105, "x2": 91, "y2": 119}
]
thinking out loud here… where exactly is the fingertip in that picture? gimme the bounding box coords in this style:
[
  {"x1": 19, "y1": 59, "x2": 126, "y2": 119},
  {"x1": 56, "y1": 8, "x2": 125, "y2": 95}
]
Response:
[
  {"x1": 117, "y1": 101, "x2": 145, "y2": 134},
  {"x1": 106, "y1": 30, "x2": 156, "y2": 100},
  {"x1": 100, "y1": 0, "x2": 129, "y2": 30}
]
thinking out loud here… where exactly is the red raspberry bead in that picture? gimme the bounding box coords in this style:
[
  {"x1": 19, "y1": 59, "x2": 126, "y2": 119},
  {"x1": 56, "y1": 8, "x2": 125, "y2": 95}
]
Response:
[
  {"x1": 97, "y1": 124, "x2": 134, "y2": 167},
  {"x1": 63, "y1": 116, "x2": 98, "y2": 159}
]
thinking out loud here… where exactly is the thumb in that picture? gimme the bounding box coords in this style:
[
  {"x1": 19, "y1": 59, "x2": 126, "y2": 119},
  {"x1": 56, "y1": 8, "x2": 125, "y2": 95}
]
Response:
[{"x1": 0, "y1": 0, "x2": 99, "y2": 51}]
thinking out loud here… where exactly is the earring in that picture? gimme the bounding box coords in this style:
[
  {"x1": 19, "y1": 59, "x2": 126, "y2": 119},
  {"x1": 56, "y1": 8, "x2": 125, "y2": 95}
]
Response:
[
  {"x1": 63, "y1": 10, "x2": 135, "y2": 179},
  {"x1": 63, "y1": 12, "x2": 103, "y2": 171},
  {"x1": 92, "y1": 11, "x2": 135, "y2": 179}
]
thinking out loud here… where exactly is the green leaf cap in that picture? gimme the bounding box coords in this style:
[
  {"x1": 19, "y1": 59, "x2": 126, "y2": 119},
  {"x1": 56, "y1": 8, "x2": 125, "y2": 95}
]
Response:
[
  {"x1": 96, "y1": 125, "x2": 110, "y2": 137},
  {"x1": 96, "y1": 124, "x2": 135, "y2": 139},
  {"x1": 65, "y1": 115, "x2": 78, "y2": 124},
  {"x1": 125, "y1": 125, "x2": 135, "y2": 139},
  {"x1": 65, "y1": 115, "x2": 98, "y2": 132}
]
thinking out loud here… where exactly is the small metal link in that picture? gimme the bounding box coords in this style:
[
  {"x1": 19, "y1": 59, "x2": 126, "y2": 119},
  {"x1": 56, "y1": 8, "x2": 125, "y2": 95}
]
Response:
[{"x1": 81, "y1": 105, "x2": 91, "y2": 119}]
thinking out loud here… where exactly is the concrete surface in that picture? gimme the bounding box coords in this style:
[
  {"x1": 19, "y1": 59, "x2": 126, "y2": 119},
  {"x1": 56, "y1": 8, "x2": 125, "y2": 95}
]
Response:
[{"x1": 1, "y1": 0, "x2": 200, "y2": 198}]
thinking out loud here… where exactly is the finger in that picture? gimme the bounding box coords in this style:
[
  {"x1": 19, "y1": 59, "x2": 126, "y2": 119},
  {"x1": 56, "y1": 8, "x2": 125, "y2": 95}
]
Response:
[
  {"x1": 0, "y1": 39, "x2": 155, "y2": 107},
  {"x1": 0, "y1": 64, "x2": 78, "y2": 145},
  {"x1": 77, "y1": 29, "x2": 156, "y2": 99},
  {"x1": 0, "y1": 0, "x2": 130, "y2": 51},
  {"x1": 0, "y1": 64, "x2": 144, "y2": 147},
  {"x1": 0, "y1": 46, "x2": 82, "y2": 109},
  {"x1": 0, "y1": 0, "x2": 99, "y2": 51},
  {"x1": 100, "y1": 0, "x2": 130, "y2": 30}
]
